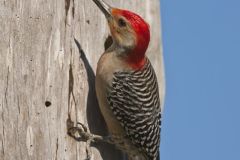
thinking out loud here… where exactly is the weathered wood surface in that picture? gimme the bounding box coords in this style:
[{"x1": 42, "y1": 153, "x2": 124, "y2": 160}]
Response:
[{"x1": 0, "y1": 0, "x2": 164, "y2": 159}]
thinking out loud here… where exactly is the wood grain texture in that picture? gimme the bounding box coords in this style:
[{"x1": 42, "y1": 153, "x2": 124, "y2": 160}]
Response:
[{"x1": 0, "y1": 0, "x2": 165, "y2": 159}]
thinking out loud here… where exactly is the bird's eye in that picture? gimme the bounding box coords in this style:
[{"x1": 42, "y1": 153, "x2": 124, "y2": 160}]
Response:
[{"x1": 118, "y1": 18, "x2": 126, "y2": 27}]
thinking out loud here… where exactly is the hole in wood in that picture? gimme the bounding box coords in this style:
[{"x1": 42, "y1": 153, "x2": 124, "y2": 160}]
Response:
[{"x1": 45, "y1": 101, "x2": 52, "y2": 107}]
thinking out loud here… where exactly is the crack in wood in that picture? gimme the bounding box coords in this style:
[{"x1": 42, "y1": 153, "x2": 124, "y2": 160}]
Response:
[
  {"x1": 67, "y1": 55, "x2": 76, "y2": 118},
  {"x1": 1, "y1": 103, "x2": 5, "y2": 158},
  {"x1": 1, "y1": 67, "x2": 9, "y2": 158},
  {"x1": 68, "y1": 66, "x2": 77, "y2": 110},
  {"x1": 72, "y1": 0, "x2": 75, "y2": 18},
  {"x1": 55, "y1": 138, "x2": 59, "y2": 160},
  {"x1": 65, "y1": 0, "x2": 75, "y2": 26},
  {"x1": 68, "y1": 64, "x2": 74, "y2": 108},
  {"x1": 104, "y1": 36, "x2": 113, "y2": 51},
  {"x1": 16, "y1": 119, "x2": 23, "y2": 160},
  {"x1": 26, "y1": 126, "x2": 34, "y2": 156},
  {"x1": 46, "y1": 116, "x2": 52, "y2": 156},
  {"x1": 65, "y1": 0, "x2": 71, "y2": 16},
  {"x1": 4, "y1": 68, "x2": 9, "y2": 112},
  {"x1": 65, "y1": 0, "x2": 71, "y2": 26},
  {"x1": 27, "y1": 105, "x2": 30, "y2": 119},
  {"x1": 17, "y1": 96, "x2": 20, "y2": 114},
  {"x1": 1, "y1": 140, "x2": 4, "y2": 157}
]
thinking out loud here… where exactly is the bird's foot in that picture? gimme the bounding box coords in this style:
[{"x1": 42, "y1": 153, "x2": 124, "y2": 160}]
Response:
[
  {"x1": 67, "y1": 118, "x2": 93, "y2": 159},
  {"x1": 67, "y1": 119, "x2": 112, "y2": 143},
  {"x1": 67, "y1": 119, "x2": 91, "y2": 142},
  {"x1": 67, "y1": 118, "x2": 114, "y2": 159}
]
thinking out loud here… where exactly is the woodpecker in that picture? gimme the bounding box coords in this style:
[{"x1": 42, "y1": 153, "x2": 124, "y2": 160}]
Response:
[
  {"x1": 68, "y1": 0, "x2": 161, "y2": 160},
  {"x1": 92, "y1": 0, "x2": 162, "y2": 159}
]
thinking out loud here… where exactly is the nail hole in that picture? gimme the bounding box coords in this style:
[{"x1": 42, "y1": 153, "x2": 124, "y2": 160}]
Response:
[{"x1": 45, "y1": 101, "x2": 52, "y2": 107}]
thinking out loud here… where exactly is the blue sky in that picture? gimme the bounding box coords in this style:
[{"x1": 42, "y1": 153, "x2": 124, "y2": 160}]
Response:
[{"x1": 160, "y1": 0, "x2": 240, "y2": 160}]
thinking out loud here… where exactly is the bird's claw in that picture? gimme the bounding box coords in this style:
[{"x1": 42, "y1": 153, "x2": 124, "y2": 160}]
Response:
[
  {"x1": 67, "y1": 120, "x2": 91, "y2": 142},
  {"x1": 77, "y1": 122, "x2": 88, "y2": 132},
  {"x1": 67, "y1": 118, "x2": 93, "y2": 159}
]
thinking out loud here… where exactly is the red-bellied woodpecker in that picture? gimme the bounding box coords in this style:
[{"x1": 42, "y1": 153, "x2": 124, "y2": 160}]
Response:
[{"x1": 68, "y1": 0, "x2": 161, "y2": 160}]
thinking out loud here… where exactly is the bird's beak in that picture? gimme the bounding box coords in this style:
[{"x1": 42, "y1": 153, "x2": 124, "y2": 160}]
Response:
[{"x1": 92, "y1": 0, "x2": 112, "y2": 19}]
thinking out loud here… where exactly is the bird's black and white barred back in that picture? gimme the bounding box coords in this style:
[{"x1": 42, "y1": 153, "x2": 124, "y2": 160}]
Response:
[{"x1": 107, "y1": 58, "x2": 161, "y2": 160}]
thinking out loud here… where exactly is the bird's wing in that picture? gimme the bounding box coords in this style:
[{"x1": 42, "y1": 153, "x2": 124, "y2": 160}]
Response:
[{"x1": 107, "y1": 59, "x2": 161, "y2": 159}]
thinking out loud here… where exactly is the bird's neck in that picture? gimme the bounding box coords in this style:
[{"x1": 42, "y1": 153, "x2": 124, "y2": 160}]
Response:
[
  {"x1": 126, "y1": 46, "x2": 146, "y2": 69},
  {"x1": 125, "y1": 39, "x2": 148, "y2": 69},
  {"x1": 111, "y1": 40, "x2": 147, "y2": 70}
]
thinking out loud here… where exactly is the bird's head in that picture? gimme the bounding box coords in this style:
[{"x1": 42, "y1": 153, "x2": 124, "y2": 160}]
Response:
[{"x1": 92, "y1": 0, "x2": 150, "y2": 69}]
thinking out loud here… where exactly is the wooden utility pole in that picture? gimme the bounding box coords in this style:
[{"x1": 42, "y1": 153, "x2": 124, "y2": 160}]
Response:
[{"x1": 0, "y1": 0, "x2": 164, "y2": 159}]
